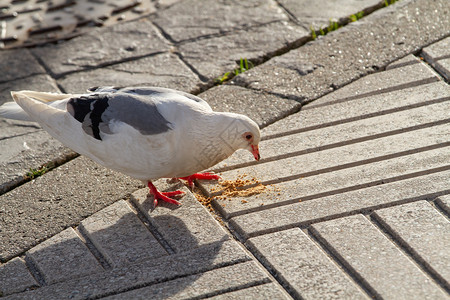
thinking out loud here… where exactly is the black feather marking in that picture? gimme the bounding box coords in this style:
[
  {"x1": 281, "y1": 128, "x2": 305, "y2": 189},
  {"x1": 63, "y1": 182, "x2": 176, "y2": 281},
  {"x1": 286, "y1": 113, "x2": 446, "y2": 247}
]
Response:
[{"x1": 89, "y1": 97, "x2": 109, "y2": 140}]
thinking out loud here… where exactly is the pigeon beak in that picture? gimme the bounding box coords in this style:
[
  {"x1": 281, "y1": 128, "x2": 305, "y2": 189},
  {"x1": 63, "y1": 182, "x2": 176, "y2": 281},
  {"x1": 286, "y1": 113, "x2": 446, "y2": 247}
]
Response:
[{"x1": 251, "y1": 145, "x2": 260, "y2": 161}]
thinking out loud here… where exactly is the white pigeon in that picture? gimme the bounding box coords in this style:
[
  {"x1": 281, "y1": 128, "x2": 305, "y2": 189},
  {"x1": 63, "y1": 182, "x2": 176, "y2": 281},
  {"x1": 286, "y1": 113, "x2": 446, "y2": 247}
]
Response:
[{"x1": 0, "y1": 87, "x2": 260, "y2": 206}]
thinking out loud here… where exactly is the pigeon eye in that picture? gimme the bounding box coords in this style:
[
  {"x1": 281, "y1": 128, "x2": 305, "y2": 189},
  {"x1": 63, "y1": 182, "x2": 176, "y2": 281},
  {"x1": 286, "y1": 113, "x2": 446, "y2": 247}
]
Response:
[{"x1": 245, "y1": 134, "x2": 252, "y2": 140}]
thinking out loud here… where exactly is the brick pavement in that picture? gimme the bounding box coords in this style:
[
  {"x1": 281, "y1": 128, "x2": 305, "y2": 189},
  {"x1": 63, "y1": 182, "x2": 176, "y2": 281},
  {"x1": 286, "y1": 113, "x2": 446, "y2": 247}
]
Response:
[{"x1": 1, "y1": 0, "x2": 449, "y2": 298}]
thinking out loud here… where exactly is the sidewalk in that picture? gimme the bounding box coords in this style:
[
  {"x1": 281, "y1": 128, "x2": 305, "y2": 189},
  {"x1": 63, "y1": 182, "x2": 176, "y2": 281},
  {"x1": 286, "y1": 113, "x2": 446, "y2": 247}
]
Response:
[{"x1": 1, "y1": 0, "x2": 449, "y2": 298}]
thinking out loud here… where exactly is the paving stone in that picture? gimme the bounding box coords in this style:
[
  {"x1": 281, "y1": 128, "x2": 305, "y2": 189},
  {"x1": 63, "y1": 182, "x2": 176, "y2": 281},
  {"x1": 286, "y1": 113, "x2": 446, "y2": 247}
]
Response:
[
  {"x1": 79, "y1": 200, "x2": 167, "y2": 268},
  {"x1": 58, "y1": 52, "x2": 200, "y2": 94},
  {"x1": 422, "y1": 36, "x2": 450, "y2": 81},
  {"x1": 373, "y1": 201, "x2": 450, "y2": 288},
  {"x1": 199, "y1": 85, "x2": 301, "y2": 128},
  {"x1": 5, "y1": 240, "x2": 250, "y2": 300},
  {"x1": 31, "y1": 18, "x2": 170, "y2": 76},
  {"x1": 0, "y1": 156, "x2": 142, "y2": 262},
  {"x1": 229, "y1": 169, "x2": 450, "y2": 239},
  {"x1": 104, "y1": 261, "x2": 271, "y2": 299},
  {"x1": 131, "y1": 181, "x2": 229, "y2": 253},
  {"x1": 204, "y1": 101, "x2": 450, "y2": 188},
  {"x1": 0, "y1": 75, "x2": 71, "y2": 194},
  {"x1": 435, "y1": 195, "x2": 450, "y2": 215},
  {"x1": 208, "y1": 282, "x2": 291, "y2": 300},
  {"x1": 153, "y1": 0, "x2": 288, "y2": 42},
  {"x1": 261, "y1": 80, "x2": 449, "y2": 138},
  {"x1": 204, "y1": 81, "x2": 449, "y2": 174},
  {"x1": 233, "y1": 0, "x2": 450, "y2": 100},
  {"x1": 214, "y1": 146, "x2": 450, "y2": 219},
  {"x1": 386, "y1": 54, "x2": 422, "y2": 70},
  {"x1": 247, "y1": 228, "x2": 367, "y2": 299},
  {"x1": 278, "y1": 0, "x2": 381, "y2": 29},
  {"x1": 179, "y1": 21, "x2": 308, "y2": 80},
  {"x1": 26, "y1": 227, "x2": 102, "y2": 285},
  {"x1": 0, "y1": 48, "x2": 46, "y2": 83},
  {"x1": 0, "y1": 257, "x2": 38, "y2": 296},
  {"x1": 310, "y1": 214, "x2": 448, "y2": 299}
]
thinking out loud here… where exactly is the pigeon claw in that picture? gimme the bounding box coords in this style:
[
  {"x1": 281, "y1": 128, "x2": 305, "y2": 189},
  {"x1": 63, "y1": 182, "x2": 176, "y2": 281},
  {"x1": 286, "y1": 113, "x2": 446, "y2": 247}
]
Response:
[
  {"x1": 147, "y1": 181, "x2": 184, "y2": 207},
  {"x1": 179, "y1": 172, "x2": 221, "y2": 190}
]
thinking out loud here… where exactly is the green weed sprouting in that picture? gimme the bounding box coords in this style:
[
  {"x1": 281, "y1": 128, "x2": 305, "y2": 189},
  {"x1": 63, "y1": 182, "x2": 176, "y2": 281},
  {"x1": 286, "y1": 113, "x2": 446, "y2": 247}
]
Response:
[{"x1": 215, "y1": 58, "x2": 254, "y2": 84}]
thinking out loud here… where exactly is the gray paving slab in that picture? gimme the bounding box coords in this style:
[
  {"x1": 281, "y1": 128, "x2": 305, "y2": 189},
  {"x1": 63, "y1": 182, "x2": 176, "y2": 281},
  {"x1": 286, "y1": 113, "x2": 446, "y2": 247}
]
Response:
[
  {"x1": 26, "y1": 227, "x2": 102, "y2": 285},
  {"x1": 233, "y1": 0, "x2": 450, "y2": 100},
  {"x1": 104, "y1": 261, "x2": 272, "y2": 300},
  {"x1": 0, "y1": 257, "x2": 38, "y2": 296},
  {"x1": 261, "y1": 80, "x2": 449, "y2": 139},
  {"x1": 214, "y1": 146, "x2": 450, "y2": 219},
  {"x1": 178, "y1": 21, "x2": 308, "y2": 80},
  {"x1": 206, "y1": 81, "x2": 449, "y2": 173},
  {"x1": 247, "y1": 228, "x2": 367, "y2": 299},
  {"x1": 78, "y1": 200, "x2": 167, "y2": 268},
  {"x1": 205, "y1": 103, "x2": 450, "y2": 189},
  {"x1": 31, "y1": 18, "x2": 170, "y2": 76},
  {"x1": 131, "y1": 181, "x2": 229, "y2": 253},
  {"x1": 0, "y1": 48, "x2": 46, "y2": 84},
  {"x1": 0, "y1": 74, "x2": 69, "y2": 194},
  {"x1": 199, "y1": 85, "x2": 301, "y2": 128},
  {"x1": 58, "y1": 52, "x2": 200, "y2": 94},
  {"x1": 278, "y1": 0, "x2": 381, "y2": 29},
  {"x1": 386, "y1": 54, "x2": 422, "y2": 70},
  {"x1": 153, "y1": 0, "x2": 288, "y2": 42},
  {"x1": 310, "y1": 214, "x2": 448, "y2": 299},
  {"x1": 373, "y1": 201, "x2": 450, "y2": 288},
  {"x1": 436, "y1": 195, "x2": 450, "y2": 215},
  {"x1": 208, "y1": 282, "x2": 292, "y2": 300},
  {"x1": 422, "y1": 36, "x2": 450, "y2": 81},
  {"x1": 4, "y1": 240, "x2": 250, "y2": 300},
  {"x1": 229, "y1": 170, "x2": 450, "y2": 240},
  {"x1": 0, "y1": 156, "x2": 142, "y2": 262}
]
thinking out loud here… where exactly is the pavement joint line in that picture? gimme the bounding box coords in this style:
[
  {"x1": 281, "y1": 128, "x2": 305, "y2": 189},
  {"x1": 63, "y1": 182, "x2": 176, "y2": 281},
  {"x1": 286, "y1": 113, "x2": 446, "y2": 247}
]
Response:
[
  {"x1": 215, "y1": 119, "x2": 450, "y2": 174},
  {"x1": 172, "y1": 51, "x2": 210, "y2": 85},
  {"x1": 216, "y1": 165, "x2": 450, "y2": 219},
  {"x1": 261, "y1": 95, "x2": 450, "y2": 141},
  {"x1": 97, "y1": 255, "x2": 254, "y2": 299},
  {"x1": 307, "y1": 224, "x2": 381, "y2": 299},
  {"x1": 0, "y1": 129, "x2": 42, "y2": 141},
  {"x1": 0, "y1": 71, "x2": 46, "y2": 85},
  {"x1": 433, "y1": 198, "x2": 450, "y2": 221},
  {"x1": 74, "y1": 226, "x2": 112, "y2": 271},
  {"x1": 418, "y1": 51, "x2": 450, "y2": 84},
  {"x1": 367, "y1": 213, "x2": 450, "y2": 294},
  {"x1": 190, "y1": 278, "x2": 273, "y2": 300},
  {"x1": 258, "y1": 143, "x2": 450, "y2": 186},
  {"x1": 231, "y1": 189, "x2": 450, "y2": 240},
  {"x1": 23, "y1": 252, "x2": 45, "y2": 288},
  {"x1": 300, "y1": 77, "x2": 441, "y2": 110},
  {"x1": 127, "y1": 197, "x2": 177, "y2": 255},
  {"x1": 303, "y1": 226, "x2": 377, "y2": 299}
]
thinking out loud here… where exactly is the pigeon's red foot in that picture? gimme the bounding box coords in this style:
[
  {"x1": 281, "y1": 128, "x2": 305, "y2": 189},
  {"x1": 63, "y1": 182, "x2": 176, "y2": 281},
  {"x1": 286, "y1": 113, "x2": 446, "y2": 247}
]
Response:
[
  {"x1": 147, "y1": 181, "x2": 185, "y2": 207},
  {"x1": 179, "y1": 172, "x2": 221, "y2": 190}
]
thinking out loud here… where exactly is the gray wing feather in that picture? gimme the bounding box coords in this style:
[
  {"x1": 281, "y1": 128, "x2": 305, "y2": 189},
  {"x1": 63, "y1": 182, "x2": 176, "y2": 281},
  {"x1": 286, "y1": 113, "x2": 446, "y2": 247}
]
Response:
[{"x1": 103, "y1": 93, "x2": 172, "y2": 135}]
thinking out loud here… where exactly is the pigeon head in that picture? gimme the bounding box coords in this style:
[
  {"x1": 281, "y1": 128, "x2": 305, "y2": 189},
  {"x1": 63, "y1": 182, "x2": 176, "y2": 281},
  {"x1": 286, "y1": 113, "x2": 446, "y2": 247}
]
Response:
[{"x1": 220, "y1": 113, "x2": 261, "y2": 161}]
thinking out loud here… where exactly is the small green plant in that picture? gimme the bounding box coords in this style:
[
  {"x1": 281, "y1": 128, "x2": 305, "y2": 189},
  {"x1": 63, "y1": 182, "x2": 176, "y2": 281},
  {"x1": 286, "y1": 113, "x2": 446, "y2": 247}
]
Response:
[
  {"x1": 327, "y1": 19, "x2": 340, "y2": 32},
  {"x1": 384, "y1": 0, "x2": 398, "y2": 6},
  {"x1": 310, "y1": 25, "x2": 317, "y2": 40},
  {"x1": 350, "y1": 11, "x2": 364, "y2": 22},
  {"x1": 26, "y1": 166, "x2": 49, "y2": 180},
  {"x1": 25, "y1": 162, "x2": 55, "y2": 180},
  {"x1": 215, "y1": 58, "x2": 254, "y2": 84}
]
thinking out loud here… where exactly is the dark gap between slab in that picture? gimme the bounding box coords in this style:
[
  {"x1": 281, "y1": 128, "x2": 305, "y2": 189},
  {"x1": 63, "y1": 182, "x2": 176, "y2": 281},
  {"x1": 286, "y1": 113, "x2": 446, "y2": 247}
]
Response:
[{"x1": 368, "y1": 214, "x2": 450, "y2": 293}]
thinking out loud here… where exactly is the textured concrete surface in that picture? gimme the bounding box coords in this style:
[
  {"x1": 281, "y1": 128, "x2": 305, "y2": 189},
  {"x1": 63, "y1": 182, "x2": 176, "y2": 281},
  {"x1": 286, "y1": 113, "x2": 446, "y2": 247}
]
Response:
[
  {"x1": 373, "y1": 201, "x2": 450, "y2": 289},
  {"x1": 422, "y1": 36, "x2": 450, "y2": 81},
  {"x1": 233, "y1": 0, "x2": 449, "y2": 101},
  {"x1": 26, "y1": 227, "x2": 103, "y2": 285},
  {"x1": 0, "y1": 257, "x2": 37, "y2": 296},
  {"x1": 310, "y1": 215, "x2": 448, "y2": 299},
  {"x1": 79, "y1": 200, "x2": 167, "y2": 267},
  {"x1": 247, "y1": 228, "x2": 367, "y2": 299},
  {"x1": 1, "y1": 0, "x2": 449, "y2": 298}
]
